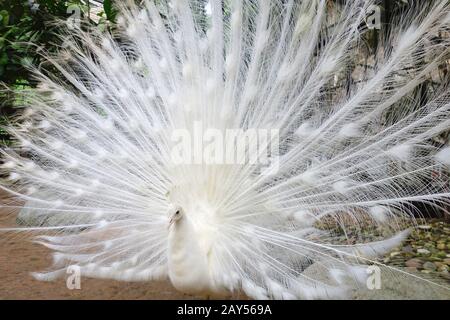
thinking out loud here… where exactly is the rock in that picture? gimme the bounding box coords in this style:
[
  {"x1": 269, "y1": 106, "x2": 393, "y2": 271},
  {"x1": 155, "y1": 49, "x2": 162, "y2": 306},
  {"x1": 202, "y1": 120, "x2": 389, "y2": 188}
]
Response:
[
  {"x1": 405, "y1": 258, "x2": 423, "y2": 268},
  {"x1": 443, "y1": 258, "x2": 450, "y2": 265},
  {"x1": 437, "y1": 243, "x2": 446, "y2": 250},
  {"x1": 423, "y1": 262, "x2": 437, "y2": 271},
  {"x1": 438, "y1": 265, "x2": 449, "y2": 272},
  {"x1": 440, "y1": 272, "x2": 450, "y2": 281},
  {"x1": 429, "y1": 248, "x2": 438, "y2": 254},
  {"x1": 390, "y1": 251, "x2": 401, "y2": 258},
  {"x1": 405, "y1": 267, "x2": 417, "y2": 273},
  {"x1": 430, "y1": 256, "x2": 442, "y2": 262},
  {"x1": 417, "y1": 248, "x2": 430, "y2": 255},
  {"x1": 402, "y1": 245, "x2": 413, "y2": 253},
  {"x1": 418, "y1": 225, "x2": 431, "y2": 230},
  {"x1": 304, "y1": 263, "x2": 450, "y2": 300}
]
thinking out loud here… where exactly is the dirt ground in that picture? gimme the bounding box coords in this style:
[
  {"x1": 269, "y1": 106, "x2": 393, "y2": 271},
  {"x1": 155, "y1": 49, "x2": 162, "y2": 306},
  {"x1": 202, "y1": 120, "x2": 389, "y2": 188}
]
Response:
[{"x1": 0, "y1": 191, "x2": 203, "y2": 300}]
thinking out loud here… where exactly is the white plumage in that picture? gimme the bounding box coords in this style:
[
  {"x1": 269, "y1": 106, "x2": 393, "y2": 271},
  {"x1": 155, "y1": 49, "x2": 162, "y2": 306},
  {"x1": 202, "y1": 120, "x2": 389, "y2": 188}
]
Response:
[
  {"x1": 167, "y1": 204, "x2": 226, "y2": 296},
  {"x1": 1, "y1": 0, "x2": 450, "y2": 299}
]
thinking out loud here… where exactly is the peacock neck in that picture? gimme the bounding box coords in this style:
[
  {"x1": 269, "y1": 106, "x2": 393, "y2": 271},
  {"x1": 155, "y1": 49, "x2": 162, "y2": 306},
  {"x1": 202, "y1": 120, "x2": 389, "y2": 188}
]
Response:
[{"x1": 167, "y1": 215, "x2": 213, "y2": 294}]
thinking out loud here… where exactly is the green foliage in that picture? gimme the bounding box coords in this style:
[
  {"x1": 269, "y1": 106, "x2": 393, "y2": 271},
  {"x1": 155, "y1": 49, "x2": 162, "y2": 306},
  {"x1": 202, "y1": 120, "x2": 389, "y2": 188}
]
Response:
[
  {"x1": 0, "y1": 0, "x2": 117, "y2": 146},
  {"x1": 0, "y1": 0, "x2": 73, "y2": 144},
  {"x1": 103, "y1": 0, "x2": 117, "y2": 23},
  {"x1": 0, "y1": 0, "x2": 117, "y2": 86},
  {"x1": 0, "y1": 1, "x2": 69, "y2": 84}
]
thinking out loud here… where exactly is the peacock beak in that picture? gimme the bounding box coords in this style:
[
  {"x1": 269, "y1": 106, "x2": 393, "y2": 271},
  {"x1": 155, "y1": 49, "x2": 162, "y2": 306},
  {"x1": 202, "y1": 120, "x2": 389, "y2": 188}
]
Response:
[{"x1": 168, "y1": 216, "x2": 175, "y2": 229}]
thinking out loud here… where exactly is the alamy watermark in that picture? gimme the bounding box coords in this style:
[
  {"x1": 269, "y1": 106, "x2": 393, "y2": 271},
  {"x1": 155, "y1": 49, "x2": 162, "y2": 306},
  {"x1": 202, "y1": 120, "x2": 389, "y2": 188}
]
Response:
[
  {"x1": 366, "y1": 265, "x2": 381, "y2": 290},
  {"x1": 365, "y1": 5, "x2": 381, "y2": 30},
  {"x1": 66, "y1": 265, "x2": 81, "y2": 290},
  {"x1": 170, "y1": 121, "x2": 280, "y2": 175},
  {"x1": 67, "y1": 5, "x2": 82, "y2": 30}
]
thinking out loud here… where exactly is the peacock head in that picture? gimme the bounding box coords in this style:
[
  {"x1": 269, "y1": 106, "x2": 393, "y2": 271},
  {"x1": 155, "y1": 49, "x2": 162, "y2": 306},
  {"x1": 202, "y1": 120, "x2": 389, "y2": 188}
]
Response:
[{"x1": 168, "y1": 204, "x2": 184, "y2": 229}]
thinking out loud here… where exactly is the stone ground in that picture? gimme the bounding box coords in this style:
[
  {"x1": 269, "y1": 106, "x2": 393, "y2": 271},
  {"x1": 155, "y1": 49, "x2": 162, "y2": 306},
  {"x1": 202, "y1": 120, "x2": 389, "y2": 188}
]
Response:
[
  {"x1": 380, "y1": 221, "x2": 450, "y2": 282},
  {"x1": 0, "y1": 191, "x2": 449, "y2": 299}
]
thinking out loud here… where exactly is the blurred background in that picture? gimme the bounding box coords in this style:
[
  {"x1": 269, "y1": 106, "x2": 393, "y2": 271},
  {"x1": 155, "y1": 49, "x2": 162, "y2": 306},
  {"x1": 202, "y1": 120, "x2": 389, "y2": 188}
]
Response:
[{"x1": 0, "y1": 0, "x2": 117, "y2": 147}]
